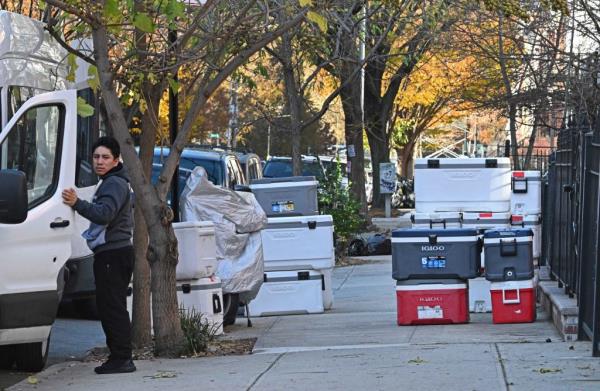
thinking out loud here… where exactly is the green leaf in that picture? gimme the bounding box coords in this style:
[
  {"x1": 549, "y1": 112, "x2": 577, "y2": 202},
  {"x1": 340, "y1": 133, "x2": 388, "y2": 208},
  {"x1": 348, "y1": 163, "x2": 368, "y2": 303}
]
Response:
[
  {"x1": 104, "y1": 0, "x2": 120, "y2": 20},
  {"x1": 66, "y1": 53, "x2": 77, "y2": 83},
  {"x1": 299, "y1": 0, "x2": 313, "y2": 6},
  {"x1": 166, "y1": 0, "x2": 186, "y2": 21},
  {"x1": 168, "y1": 78, "x2": 180, "y2": 94},
  {"x1": 87, "y1": 65, "x2": 100, "y2": 91},
  {"x1": 133, "y1": 13, "x2": 155, "y2": 33},
  {"x1": 77, "y1": 97, "x2": 95, "y2": 118},
  {"x1": 256, "y1": 64, "x2": 269, "y2": 78},
  {"x1": 307, "y1": 11, "x2": 327, "y2": 33}
]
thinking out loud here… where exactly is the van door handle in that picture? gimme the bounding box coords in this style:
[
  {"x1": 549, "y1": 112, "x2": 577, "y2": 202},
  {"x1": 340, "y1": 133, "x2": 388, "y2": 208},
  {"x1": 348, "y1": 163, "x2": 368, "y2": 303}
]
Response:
[{"x1": 50, "y1": 220, "x2": 70, "y2": 228}]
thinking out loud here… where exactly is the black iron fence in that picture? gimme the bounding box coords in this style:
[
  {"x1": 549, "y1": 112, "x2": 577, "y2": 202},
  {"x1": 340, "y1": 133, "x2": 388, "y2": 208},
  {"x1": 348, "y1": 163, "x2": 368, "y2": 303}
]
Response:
[
  {"x1": 542, "y1": 125, "x2": 600, "y2": 356},
  {"x1": 494, "y1": 144, "x2": 555, "y2": 172}
]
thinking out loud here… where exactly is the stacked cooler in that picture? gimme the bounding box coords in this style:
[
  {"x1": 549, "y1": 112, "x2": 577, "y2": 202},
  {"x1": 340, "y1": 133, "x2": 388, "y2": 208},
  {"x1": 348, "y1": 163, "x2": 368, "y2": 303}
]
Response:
[
  {"x1": 392, "y1": 228, "x2": 480, "y2": 325},
  {"x1": 413, "y1": 158, "x2": 513, "y2": 313},
  {"x1": 127, "y1": 221, "x2": 224, "y2": 335},
  {"x1": 247, "y1": 177, "x2": 334, "y2": 316},
  {"x1": 483, "y1": 229, "x2": 536, "y2": 323},
  {"x1": 510, "y1": 171, "x2": 542, "y2": 263}
]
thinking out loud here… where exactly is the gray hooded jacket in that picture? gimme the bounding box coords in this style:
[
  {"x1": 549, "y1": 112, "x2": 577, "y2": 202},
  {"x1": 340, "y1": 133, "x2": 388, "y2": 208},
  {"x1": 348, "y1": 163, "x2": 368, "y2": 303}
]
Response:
[{"x1": 73, "y1": 163, "x2": 133, "y2": 254}]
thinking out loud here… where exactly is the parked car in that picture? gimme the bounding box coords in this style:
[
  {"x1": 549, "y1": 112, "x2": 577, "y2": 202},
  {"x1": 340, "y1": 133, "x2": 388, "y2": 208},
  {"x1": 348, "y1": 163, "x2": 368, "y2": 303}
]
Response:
[
  {"x1": 152, "y1": 146, "x2": 246, "y2": 194},
  {"x1": 262, "y1": 155, "x2": 325, "y2": 179},
  {"x1": 320, "y1": 155, "x2": 349, "y2": 188},
  {"x1": 235, "y1": 152, "x2": 263, "y2": 183}
]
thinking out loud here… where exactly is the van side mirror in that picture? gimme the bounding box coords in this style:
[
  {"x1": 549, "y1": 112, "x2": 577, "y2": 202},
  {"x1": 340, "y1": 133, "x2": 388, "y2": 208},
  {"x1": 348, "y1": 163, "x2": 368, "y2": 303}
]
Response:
[{"x1": 0, "y1": 169, "x2": 28, "y2": 224}]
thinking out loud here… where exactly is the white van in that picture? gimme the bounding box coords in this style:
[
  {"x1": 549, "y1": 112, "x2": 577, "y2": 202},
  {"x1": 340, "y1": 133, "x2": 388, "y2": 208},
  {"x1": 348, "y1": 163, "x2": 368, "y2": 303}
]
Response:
[{"x1": 0, "y1": 11, "x2": 99, "y2": 371}]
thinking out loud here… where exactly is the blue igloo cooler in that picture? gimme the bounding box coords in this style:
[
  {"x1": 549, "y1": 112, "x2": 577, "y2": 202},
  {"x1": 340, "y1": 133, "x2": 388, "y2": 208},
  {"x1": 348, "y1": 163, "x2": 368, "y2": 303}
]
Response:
[
  {"x1": 483, "y1": 228, "x2": 533, "y2": 281},
  {"x1": 391, "y1": 228, "x2": 481, "y2": 280}
]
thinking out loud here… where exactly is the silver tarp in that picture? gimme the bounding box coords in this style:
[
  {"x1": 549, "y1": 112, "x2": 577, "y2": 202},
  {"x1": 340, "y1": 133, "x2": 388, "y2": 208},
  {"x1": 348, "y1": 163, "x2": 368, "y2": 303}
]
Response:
[{"x1": 180, "y1": 166, "x2": 267, "y2": 301}]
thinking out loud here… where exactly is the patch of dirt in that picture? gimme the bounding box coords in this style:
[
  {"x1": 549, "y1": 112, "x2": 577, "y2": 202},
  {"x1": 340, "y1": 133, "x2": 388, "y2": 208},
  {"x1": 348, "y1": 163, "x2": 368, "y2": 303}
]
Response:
[
  {"x1": 336, "y1": 256, "x2": 389, "y2": 267},
  {"x1": 368, "y1": 207, "x2": 411, "y2": 218},
  {"x1": 83, "y1": 337, "x2": 257, "y2": 362}
]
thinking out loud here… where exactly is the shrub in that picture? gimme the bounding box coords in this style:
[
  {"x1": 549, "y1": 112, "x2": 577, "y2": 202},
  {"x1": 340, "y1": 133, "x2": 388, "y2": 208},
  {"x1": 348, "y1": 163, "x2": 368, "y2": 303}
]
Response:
[
  {"x1": 179, "y1": 305, "x2": 220, "y2": 356},
  {"x1": 318, "y1": 157, "x2": 365, "y2": 260}
]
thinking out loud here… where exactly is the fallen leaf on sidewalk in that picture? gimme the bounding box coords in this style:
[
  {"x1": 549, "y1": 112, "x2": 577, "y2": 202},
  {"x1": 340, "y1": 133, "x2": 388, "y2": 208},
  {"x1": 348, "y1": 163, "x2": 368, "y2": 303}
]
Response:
[
  {"x1": 535, "y1": 367, "x2": 562, "y2": 374},
  {"x1": 146, "y1": 371, "x2": 178, "y2": 379},
  {"x1": 27, "y1": 376, "x2": 38, "y2": 384},
  {"x1": 408, "y1": 357, "x2": 427, "y2": 365}
]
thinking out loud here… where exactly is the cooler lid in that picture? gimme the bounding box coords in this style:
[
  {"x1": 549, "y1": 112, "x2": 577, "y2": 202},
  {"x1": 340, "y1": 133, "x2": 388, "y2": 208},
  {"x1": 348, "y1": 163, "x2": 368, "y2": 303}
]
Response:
[
  {"x1": 250, "y1": 176, "x2": 317, "y2": 185},
  {"x1": 173, "y1": 221, "x2": 214, "y2": 229},
  {"x1": 414, "y1": 157, "x2": 511, "y2": 169},
  {"x1": 392, "y1": 228, "x2": 478, "y2": 238},
  {"x1": 512, "y1": 170, "x2": 541, "y2": 179},
  {"x1": 483, "y1": 228, "x2": 533, "y2": 238},
  {"x1": 490, "y1": 279, "x2": 535, "y2": 290},
  {"x1": 396, "y1": 279, "x2": 465, "y2": 286},
  {"x1": 266, "y1": 214, "x2": 333, "y2": 228}
]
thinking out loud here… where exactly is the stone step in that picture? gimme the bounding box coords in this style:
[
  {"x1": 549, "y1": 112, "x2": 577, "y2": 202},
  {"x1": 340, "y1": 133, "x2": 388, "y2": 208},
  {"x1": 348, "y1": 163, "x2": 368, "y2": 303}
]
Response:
[{"x1": 538, "y1": 276, "x2": 579, "y2": 342}]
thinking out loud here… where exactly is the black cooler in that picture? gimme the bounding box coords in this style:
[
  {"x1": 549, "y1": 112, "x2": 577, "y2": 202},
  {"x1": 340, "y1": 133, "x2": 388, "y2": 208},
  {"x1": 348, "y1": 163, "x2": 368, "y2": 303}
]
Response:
[
  {"x1": 392, "y1": 228, "x2": 481, "y2": 280},
  {"x1": 483, "y1": 229, "x2": 533, "y2": 281}
]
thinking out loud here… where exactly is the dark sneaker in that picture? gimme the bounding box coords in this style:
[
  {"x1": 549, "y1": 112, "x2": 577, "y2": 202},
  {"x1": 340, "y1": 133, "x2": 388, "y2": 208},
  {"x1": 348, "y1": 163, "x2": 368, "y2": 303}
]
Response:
[{"x1": 94, "y1": 359, "x2": 136, "y2": 374}]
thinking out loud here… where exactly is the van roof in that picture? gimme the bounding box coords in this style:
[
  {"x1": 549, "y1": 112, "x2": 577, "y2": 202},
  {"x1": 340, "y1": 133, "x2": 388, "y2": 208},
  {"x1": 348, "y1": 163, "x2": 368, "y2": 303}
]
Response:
[{"x1": 0, "y1": 11, "x2": 69, "y2": 90}]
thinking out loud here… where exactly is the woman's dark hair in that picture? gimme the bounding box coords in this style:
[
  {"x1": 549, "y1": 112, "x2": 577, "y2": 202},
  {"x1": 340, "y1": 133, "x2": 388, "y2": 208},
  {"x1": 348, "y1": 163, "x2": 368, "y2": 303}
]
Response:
[{"x1": 92, "y1": 136, "x2": 121, "y2": 159}]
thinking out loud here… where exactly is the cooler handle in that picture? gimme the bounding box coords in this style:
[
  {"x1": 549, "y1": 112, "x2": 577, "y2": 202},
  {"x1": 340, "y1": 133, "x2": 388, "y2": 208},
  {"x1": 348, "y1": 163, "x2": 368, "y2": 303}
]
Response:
[
  {"x1": 502, "y1": 288, "x2": 521, "y2": 304},
  {"x1": 511, "y1": 177, "x2": 528, "y2": 194},
  {"x1": 429, "y1": 219, "x2": 446, "y2": 229},
  {"x1": 212, "y1": 293, "x2": 222, "y2": 314},
  {"x1": 500, "y1": 238, "x2": 517, "y2": 256}
]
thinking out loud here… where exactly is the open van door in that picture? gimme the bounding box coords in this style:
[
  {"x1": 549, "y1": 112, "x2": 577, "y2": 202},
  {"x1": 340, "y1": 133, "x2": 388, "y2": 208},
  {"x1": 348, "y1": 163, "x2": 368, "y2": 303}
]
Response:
[{"x1": 0, "y1": 90, "x2": 77, "y2": 371}]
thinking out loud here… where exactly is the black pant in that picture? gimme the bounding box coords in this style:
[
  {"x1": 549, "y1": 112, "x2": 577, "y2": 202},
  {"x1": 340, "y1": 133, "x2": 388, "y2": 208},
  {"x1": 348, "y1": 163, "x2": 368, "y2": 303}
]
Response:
[{"x1": 94, "y1": 246, "x2": 134, "y2": 360}]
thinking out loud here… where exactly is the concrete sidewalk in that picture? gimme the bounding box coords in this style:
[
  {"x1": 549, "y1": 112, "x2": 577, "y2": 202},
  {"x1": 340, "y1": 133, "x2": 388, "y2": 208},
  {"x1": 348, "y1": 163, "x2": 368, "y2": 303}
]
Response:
[{"x1": 9, "y1": 257, "x2": 600, "y2": 391}]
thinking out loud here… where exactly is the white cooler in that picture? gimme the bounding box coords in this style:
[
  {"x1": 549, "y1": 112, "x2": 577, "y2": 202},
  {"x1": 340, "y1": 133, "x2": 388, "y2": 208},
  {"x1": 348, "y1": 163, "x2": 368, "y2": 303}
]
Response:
[
  {"x1": 248, "y1": 269, "x2": 325, "y2": 316},
  {"x1": 264, "y1": 265, "x2": 333, "y2": 310},
  {"x1": 261, "y1": 215, "x2": 335, "y2": 270},
  {"x1": 511, "y1": 214, "x2": 542, "y2": 260},
  {"x1": 468, "y1": 277, "x2": 492, "y2": 312},
  {"x1": 173, "y1": 221, "x2": 217, "y2": 280},
  {"x1": 414, "y1": 157, "x2": 511, "y2": 213},
  {"x1": 510, "y1": 171, "x2": 542, "y2": 215},
  {"x1": 462, "y1": 211, "x2": 511, "y2": 230},
  {"x1": 411, "y1": 212, "x2": 462, "y2": 228},
  {"x1": 127, "y1": 276, "x2": 224, "y2": 335}
]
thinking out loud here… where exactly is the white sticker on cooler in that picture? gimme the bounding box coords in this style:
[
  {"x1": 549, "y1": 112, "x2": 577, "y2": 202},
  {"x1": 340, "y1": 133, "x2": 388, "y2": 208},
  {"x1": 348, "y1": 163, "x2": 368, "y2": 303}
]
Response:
[{"x1": 417, "y1": 305, "x2": 444, "y2": 319}]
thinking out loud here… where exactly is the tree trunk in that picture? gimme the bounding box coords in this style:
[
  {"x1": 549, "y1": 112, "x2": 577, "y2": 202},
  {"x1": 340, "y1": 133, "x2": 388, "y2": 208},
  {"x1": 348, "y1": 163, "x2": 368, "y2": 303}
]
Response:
[
  {"x1": 340, "y1": 82, "x2": 367, "y2": 216},
  {"x1": 92, "y1": 24, "x2": 184, "y2": 356},
  {"x1": 147, "y1": 219, "x2": 183, "y2": 356},
  {"x1": 280, "y1": 32, "x2": 303, "y2": 176},
  {"x1": 131, "y1": 86, "x2": 161, "y2": 348},
  {"x1": 398, "y1": 139, "x2": 416, "y2": 178},
  {"x1": 523, "y1": 109, "x2": 539, "y2": 170},
  {"x1": 508, "y1": 103, "x2": 519, "y2": 170},
  {"x1": 131, "y1": 207, "x2": 151, "y2": 348}
]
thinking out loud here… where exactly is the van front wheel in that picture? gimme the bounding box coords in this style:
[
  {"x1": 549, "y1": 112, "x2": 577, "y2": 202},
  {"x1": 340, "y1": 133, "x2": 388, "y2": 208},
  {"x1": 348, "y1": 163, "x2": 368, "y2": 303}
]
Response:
[{"x1": 14, "y1": 335, "x2": 50, "y2": 372}]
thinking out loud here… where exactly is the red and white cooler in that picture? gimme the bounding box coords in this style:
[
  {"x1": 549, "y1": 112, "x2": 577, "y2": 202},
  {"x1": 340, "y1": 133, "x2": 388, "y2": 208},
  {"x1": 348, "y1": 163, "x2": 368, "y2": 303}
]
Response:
[
  {"x1": 396, "y1": 279, "x2": 469, "y2": 325},
  {"x1": 490, "y1": 279, "x2": 536, "y2": 324}
]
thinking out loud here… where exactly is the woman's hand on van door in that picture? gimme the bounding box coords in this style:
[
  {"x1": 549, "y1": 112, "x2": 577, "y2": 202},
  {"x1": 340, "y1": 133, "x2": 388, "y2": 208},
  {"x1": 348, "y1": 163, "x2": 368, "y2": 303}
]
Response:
[{"x1": 62, "y1": 188, "x2": 78, "y2": 207}]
